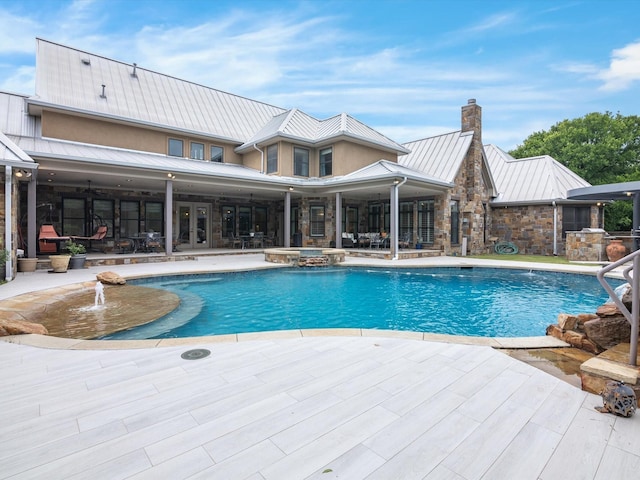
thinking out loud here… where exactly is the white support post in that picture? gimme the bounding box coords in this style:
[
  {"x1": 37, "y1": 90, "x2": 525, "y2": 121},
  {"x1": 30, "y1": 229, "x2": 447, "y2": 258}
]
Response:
[
  {"x1": 165, "y1": 180, "x2": 173, "y2": 256},
  {"x1": 5, "y1": 166, "x2": 13, "y2": 281},
  {"x1": 284, "y1": 191, "x2": 291, "y2": 248},
  {"x1": 335, "y1": 192, "x2": 342, "y2": 248}
]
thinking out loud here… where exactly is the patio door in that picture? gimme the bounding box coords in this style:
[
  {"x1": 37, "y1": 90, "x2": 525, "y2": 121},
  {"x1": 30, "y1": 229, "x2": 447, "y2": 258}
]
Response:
[{"x1": 176, "y1": 202, "x2": 210, "y2": 249}]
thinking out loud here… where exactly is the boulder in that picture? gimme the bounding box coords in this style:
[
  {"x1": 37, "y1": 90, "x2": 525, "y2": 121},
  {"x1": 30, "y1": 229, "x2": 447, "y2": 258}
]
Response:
[
  {"x1": 557, "y1": 313, "x2": 578, "y2": 331},
  {"x1": 96, "y1": 271, "x2": 126, "y2": 285},
  {"x1": 596, "y1": 303, "x2": 622, "y2": 317},
  {"x1": 0, "y1": 319, "x2": 48, "y2": 336},
  {"x1": 583, "y1": 316, "x2": 631, "y2": 351},
  {"x1": 577, "y1": 313, "x2": 599, "y2": 326}
]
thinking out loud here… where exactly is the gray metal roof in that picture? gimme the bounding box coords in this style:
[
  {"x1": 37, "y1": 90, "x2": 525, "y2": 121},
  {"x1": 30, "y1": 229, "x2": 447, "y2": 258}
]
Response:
[
  {"x1": 484, "y1": 144, "x2": 591, "y2": 205},
  {"x1": 0, "y1": 92, "x2": 38, "y2": 137},
  {"x1": 399, "y1": 130, "x2": 474, "y2": 183},
  {"x1": 32, "y1": 39, "x2": 286, "y2": 143},
  {"x1": 337, "y1": 159, "x2": 452, "y2": 187},
  {"x1": 0, "y1": 131, "x2": 35, "y2": 166},
  {"x1": 237, "y1": 109, "x2": 409, "y2": 154}
]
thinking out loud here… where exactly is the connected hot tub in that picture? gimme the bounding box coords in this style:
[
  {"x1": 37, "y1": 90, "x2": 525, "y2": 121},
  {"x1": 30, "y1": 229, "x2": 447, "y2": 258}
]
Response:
[{"x1": 264, "y1": 247, "x2": 346, "y2": 266}]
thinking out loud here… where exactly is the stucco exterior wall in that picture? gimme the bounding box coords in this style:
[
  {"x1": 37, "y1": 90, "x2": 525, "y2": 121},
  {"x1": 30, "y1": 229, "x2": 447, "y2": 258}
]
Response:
[{"x1": 333, "y1": 141, "x2": 397, "y2": 176}]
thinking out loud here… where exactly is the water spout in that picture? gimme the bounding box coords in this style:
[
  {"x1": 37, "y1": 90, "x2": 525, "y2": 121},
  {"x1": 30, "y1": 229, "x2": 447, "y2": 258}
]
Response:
[{"x1": 95, "y1": 281, "x2": 105, "y2": 307}]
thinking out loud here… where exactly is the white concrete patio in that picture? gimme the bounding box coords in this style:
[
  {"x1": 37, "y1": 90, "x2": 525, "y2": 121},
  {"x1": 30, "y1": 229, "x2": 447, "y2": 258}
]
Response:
[{"x1": 1, "y1": 254, "x2": 638, "y2": 478}]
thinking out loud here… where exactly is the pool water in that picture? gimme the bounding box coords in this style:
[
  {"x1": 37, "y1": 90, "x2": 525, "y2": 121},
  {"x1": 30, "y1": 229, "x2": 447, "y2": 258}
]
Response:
[{"x1": 103, "y1": 267, "x2": 621, "y2": 340}]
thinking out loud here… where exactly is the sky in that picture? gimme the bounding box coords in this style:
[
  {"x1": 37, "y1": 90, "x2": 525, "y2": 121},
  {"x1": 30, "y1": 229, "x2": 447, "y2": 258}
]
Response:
[{"x1": 0, "y1": 0, "x2": 639, "y2": 150}]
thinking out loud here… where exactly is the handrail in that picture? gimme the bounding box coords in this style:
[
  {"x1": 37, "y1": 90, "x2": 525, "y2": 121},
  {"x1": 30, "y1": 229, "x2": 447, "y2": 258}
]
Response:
[{"x1": 596, "y1": 249, "x2": 640, "y2": 366}]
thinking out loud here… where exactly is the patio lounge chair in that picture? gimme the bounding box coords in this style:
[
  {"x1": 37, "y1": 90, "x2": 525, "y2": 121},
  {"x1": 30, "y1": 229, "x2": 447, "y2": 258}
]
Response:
[
  {"x1": 38, "y1": 224, "x2": 70, "y2": 253},
  {"x1": 71, "y1": 225, "x2": 108, "y2": 251}
]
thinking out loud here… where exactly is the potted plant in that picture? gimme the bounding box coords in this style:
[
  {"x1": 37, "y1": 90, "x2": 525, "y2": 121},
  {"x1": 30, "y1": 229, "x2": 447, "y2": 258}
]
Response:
[
  {"x1": 17, "y1": 251, "x2": 38, "y2": 272},
  {"x1": 65, "y1": 240, "x2": 87, "y2": 269}
]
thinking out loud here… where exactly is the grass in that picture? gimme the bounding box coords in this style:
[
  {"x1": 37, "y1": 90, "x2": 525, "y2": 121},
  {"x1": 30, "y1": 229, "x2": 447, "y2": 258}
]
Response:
[{"x1": 468, "y1": 254, "x2": 577, "y2": 265}]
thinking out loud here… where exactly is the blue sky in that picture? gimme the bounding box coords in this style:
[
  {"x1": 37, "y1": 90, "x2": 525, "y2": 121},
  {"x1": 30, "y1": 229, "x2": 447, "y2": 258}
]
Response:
[{"x1": 0, "y1": 0, "x2": 638, "y2": 150}]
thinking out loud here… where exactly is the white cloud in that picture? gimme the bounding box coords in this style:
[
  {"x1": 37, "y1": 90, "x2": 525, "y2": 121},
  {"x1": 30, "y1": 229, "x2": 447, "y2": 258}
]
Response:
[
  {"x1": 598, "y1": 41, "x2": 640, "y2": 91},
  {"x1": 0, "y1": 9, "x2": 40, "y2": 54},
  {"x1": 0, "y1": 65, "x2": 35, "y2": 94}
]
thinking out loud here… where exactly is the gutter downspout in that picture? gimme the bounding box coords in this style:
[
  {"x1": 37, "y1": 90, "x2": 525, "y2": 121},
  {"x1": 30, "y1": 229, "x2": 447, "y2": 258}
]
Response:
[
  {"x1": 552, "y1": 200, "x2": 558, "y2": 256},
  {"x1": 253, "y1": 144, "x2": 264, "y2": 174},
  {"x1": 392, "y1": 177, "x2": 408, "y2": 260}
]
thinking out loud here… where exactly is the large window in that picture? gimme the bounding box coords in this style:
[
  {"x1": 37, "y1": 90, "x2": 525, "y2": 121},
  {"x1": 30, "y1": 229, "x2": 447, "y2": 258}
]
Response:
[
  {"x1": 190, "y1": 142, "x2": 204, "y2": 160},
  {"x1": 368, "y1": 203, "x2": 381, "y2": 232},
  {"x1": 255, "y1": 207, "x2": 267, "y2": 234},
  {"x1": 563, "y1": 206, "x2": 591, "y2": 237},
  {"x1": 145, "y1": 202, "x2": 164, "y2": 233},
  {"x1": 418, "y1": 199, "x2": 435, "y2": 243},
  {"x1": 310, "y1": 205, "x2": 325, "y2": 236},
  {"x1": 239, "y1": 206, "x2": 252, "y2": 235},
  {"x1": 294, "y1": 147, "x2": 309, "y2": 177},
  {"x1": 291, "y1": 206, "x2": 299, "y2": 235},
  {"x1": 267, "y1": 144, "x2": 278, "y2": 173},
  {"x1": 211, "y1": 145, "x2": 223, "y2": 163},
  {"x1": 120, "y1": 200, "x2": 140, "y2": 237},
  {"x1": 319, "y1": 147, "x2": 332, "y2": 177},
  {"x1": 62, "y1": 198, "x2": 86, "y2": 236},
  {"x1": 399, "y1": 202, "x2": 413, "y2": 238},
  {"x1": 450, "y1": 200, "x2": 460, "y2": 244},
  {"x1": 342, "y1": 206, "x2": 358, "y2": 234},
  {"x1": 168, "y1": 138, "x2": 183, "y2": 157}
]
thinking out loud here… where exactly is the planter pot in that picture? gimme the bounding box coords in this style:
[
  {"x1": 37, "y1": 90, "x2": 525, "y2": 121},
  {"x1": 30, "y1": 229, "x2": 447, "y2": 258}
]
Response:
[
  {"x1": 69, "y1": 254, "x2": 87, "y2": 269},
  {"x1": 606, "y1": 239, "x2": 627, "y2": 262},
  {"x1": 416, "y1": 244, "x2": 423, "y2": 250},
  {"x1": 17, "y1": 257, "x2": 38, "y2": 272},
  {"x1": 49, "y1": 255, "x2": 71, "y2": 273}
]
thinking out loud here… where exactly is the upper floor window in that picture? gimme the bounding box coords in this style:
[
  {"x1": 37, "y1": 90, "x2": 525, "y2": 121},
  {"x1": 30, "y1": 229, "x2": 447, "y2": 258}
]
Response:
[
  {"x1": 168, "y1": 138, "x2": 183, "y2": 157},
  {"x1": 190, "y1": 142, "x2": 204, "y2": 160},
  {"x1": 319, "y1": 147, "x2": 332, "y2": 177},
  {"x1": 211, "y1": 145, "x2": 223, "y2": 163},
  {"x1": 267, "y1": 144, "x2": 278, "y2": 173},
  {"x1": 294, "y1": 147, "x2": 309, "y2": 177}
]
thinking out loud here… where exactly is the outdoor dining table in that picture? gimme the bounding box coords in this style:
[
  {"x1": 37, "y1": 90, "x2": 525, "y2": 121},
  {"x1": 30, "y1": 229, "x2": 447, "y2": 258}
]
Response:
[{"x1": 127, "y1": 234, "x2": 165, "y2": 253}]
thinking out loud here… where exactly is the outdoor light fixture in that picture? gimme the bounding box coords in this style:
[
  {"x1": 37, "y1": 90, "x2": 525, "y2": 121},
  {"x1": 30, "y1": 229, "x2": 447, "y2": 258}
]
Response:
[
  {"x1": 289, "y1": 186, "x2": 294, "y2": 191},
  {"x1": 167, "y1": 173, "x2": 176, "y2": 179},
  {"x1": 15, "y1": 169, "x2": 32, "y2": 178}
]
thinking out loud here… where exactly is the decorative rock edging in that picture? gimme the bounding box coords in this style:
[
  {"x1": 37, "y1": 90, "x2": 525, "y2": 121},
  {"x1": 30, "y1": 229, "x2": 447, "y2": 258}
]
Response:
[{"x1": 265, "y1": 248, "x2": 345, "y2": 266}]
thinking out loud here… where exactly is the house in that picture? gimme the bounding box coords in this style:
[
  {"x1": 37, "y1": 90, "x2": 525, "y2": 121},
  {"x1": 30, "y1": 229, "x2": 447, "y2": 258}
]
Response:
[{"x1": 0, "y1": 38, "x2": 598, "y2": 279}]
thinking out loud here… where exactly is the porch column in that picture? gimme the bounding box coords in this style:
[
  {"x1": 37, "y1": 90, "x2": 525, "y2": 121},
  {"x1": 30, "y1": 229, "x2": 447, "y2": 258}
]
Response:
[
  {"x1": 284, "y1": 191, "x2": 291, "y2": 248},
  {"x1": 27, "y1": 175, "x2": 37, "y2": 258},
  {"x1": 335, "y1": 192, "x2": 342, "y2": 248},
  {"x1": 165, "y1": 180, "x2": 173, "y2": 256},
  {"x1": 4, "y1": 166, "x2": 12, "y2": 280},
  {"x1": 390, "y1": 184, "x2": 398, "y2": 259}
]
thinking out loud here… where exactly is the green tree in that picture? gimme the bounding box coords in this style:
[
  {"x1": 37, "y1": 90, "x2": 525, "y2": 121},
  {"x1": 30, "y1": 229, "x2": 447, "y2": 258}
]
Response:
[{"x1": 510, "y1": 112, "x2": 640, "y2": 230}]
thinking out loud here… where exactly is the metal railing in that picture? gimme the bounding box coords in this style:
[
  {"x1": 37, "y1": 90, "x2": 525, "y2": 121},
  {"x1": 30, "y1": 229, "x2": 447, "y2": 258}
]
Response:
[{"x1": 596, "y1": 249, "x2": 640, "y2": 366}]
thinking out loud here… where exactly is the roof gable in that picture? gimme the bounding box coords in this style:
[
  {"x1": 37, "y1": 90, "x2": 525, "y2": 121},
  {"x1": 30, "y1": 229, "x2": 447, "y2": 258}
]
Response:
[
  {"x1": 485, "y1": 144, "x2": 591, "y2": 204},
  {"x1": 32, "y1": 39, "x2": 286, "y2": 143},
  {"x1": 399, "y1": 130, "x2": 473, "y2": 183}
]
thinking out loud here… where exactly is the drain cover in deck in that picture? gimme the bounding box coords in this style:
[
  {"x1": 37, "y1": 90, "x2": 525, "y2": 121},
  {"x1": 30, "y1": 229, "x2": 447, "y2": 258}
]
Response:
[{"x1": 181, "y1": 348, "x2": 211, "y2": 360}]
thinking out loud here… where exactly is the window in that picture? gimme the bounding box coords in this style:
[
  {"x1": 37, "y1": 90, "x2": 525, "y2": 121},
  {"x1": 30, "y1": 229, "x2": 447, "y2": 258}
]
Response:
[
  {"x1": 266, "y1": 144, "x2": 278, "y2": 173},
  {"x1": 211, "y1": 145, "x2": 223, "y2": 163},
  {"x1": 399, "y1": 202, "x2": 413, "y2": 238},
  {"x1": 168, "y1": 138, "x2": 183, "y2": 157},
  {"x1": 222, "y1": 205, "x2": 235, "y2": 238},
  {"x1": 310, "y1": 205, "x2": 325, "y2": 236},
  {"x1": 319, "y1": 147, "x2": 332, "y2": 177},
  {"x1": 145, "y1": 202, "x2": 164, "y2": 233},
  {"x1": 342, "y1": 206, "x2": 358, "y2": 234},
  {"x1": 120, "y1": 200, "x2": 140, "y2": 237},
  {"x1": 291, "y1": 206, "x2": 299, "y2": 235},
  {"x1": 368, "y1": 203, "x2": 381, "y2": 232},
  {"x1": 418, "y1": 199, "x2": 435, "y2": 243},
  {"x1": 450, "y1": 200, "x2": 460, "y2": 244},
  {"x1": 294, "y1": 147, "x2": 309, "y2": 177},
  {"x1": 190, "y1": 142, "x2": 204, "y2": 160},
  {"x1": 93, "y1": 199, "x2": 114, "y2": 237},
  {"x1": 62, "y1": 198, "x2": 86, "y2": 236},
  {"x1": 563, "y1": 206, "x2": 591, "y2": 237}
]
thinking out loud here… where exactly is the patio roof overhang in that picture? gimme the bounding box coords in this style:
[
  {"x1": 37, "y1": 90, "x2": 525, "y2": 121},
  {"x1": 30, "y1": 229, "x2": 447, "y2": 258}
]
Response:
[{"x1": 568, "y1": 181, "x2": 640, "y2": 201}]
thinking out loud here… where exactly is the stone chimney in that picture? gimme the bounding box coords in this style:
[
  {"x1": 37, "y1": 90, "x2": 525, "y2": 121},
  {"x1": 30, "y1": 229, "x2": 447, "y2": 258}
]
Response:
[{"x1": 461, "y1": 98, "x2": 481, "y2": 140}]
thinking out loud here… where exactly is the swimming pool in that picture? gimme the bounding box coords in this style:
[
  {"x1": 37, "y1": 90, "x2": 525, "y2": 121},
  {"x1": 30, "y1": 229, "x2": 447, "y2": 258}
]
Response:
[{"x1": 102, "y1": 267, "x2": 621, "y2": 340}]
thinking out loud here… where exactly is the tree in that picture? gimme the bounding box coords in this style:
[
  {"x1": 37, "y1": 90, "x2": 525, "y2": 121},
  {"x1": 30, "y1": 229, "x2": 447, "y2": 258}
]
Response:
[{"x1": 510, "y1": 112, "x2": 640, "y2": 230}]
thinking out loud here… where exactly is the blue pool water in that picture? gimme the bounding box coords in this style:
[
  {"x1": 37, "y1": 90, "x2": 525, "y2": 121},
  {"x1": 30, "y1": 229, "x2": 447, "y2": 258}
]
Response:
[{"x1": 103, "y1": 267, "x2": 621, "y2": 340}]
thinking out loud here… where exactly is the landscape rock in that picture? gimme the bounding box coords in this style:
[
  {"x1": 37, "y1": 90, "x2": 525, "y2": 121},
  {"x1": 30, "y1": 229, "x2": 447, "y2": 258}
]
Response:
[
  {"x1": 558, "y1": 313, "x2": 578, "y2": 331},
  {"x1": 0, "y1": 319, "x2": 48, "y2": 336},
  {"x1": 96, "y1": 271, "x2": 126, "y2": 285},
  {"x1": 583, "y1": 316, "x2": 631, "y2": 351}
]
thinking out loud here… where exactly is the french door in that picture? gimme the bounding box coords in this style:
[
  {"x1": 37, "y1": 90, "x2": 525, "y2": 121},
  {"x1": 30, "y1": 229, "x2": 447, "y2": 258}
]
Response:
[{"x1": 176, "y1": 202, "x2": 210, "y2": 249}]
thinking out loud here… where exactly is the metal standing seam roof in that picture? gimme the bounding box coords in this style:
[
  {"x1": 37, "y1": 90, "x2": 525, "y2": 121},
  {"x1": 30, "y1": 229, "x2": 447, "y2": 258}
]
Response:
[
  {"x1": 237, "y1": 109, "x2": 410, "y2": 154},
  {"x1": 33, "y1": 38, "x2": 286, "y2": 143},
  {"x1": 484, "y1": 144, "x2": 591, "y2": 204},
  {"x1": 334, "y1": 159, "x2": 453, "y2": 187},
  {"x1": 0, "y1": 132, "x2": 35, "y2": 166},
  {"x1": 399, "y1": 130, "x2": 474, "y2": 183}
]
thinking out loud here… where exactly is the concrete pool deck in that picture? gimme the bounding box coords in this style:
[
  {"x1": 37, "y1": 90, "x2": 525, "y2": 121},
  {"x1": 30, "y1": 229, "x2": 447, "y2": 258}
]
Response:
[{"x1": 1, "y1": 254, "x2": 638, "y2": 478}]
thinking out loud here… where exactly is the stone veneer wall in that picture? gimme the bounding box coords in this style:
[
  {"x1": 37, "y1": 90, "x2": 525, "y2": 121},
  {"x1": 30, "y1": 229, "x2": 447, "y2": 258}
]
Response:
[
  {"x1": 491, "y1": 204, "x2": 558, "y2": 255},
  {"x1": 565, "y1": 231, "x2": 607, "y2": 262}
]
